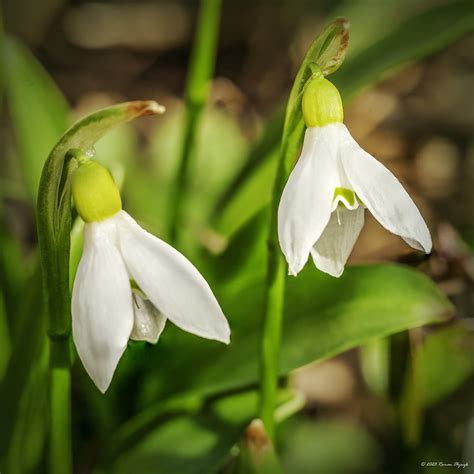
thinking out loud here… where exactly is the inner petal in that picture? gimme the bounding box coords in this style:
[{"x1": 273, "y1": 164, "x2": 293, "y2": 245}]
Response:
[
  {"x1": 130, "y1": 288, "x2": 167, "y2": 344},
  {"x1": 311, "y1": 206, "x2": 365, "y2": 277}
]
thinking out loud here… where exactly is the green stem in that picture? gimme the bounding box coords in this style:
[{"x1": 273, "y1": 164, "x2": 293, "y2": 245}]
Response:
[
  {"x1": 49, "y1": 338, "x2": 72, "y2": 474},
  {"x1": 37, "y1": 101, "x2": 162, "y2": 474},
  {"x1": 38, "y1": 159, "x2": 75, "y2": 474},
  {"x1": 258, "y1": 130, "x2": 297, "y2": 440},
  {"x1": 169, "y1": 0, "x2": 221, "y2": 244}
]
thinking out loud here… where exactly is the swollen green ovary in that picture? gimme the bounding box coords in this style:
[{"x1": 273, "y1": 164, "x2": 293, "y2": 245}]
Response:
[
  {"x1": 302, "y1": 77, "x2": 344, "y2": 127},
  {"x1": 71, "y1": 160, "x2": 122, "y2": 223}
]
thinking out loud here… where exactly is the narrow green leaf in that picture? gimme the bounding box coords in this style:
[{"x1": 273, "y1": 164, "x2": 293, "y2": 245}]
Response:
[
  {"x1": 0, "y1": 10, "x2": 4, "y2": 109},
  {"x1": 195, "y1": 265, "x2": 453, "y2": 398},
  {"x1": 210, "y1": 207, "x2": 269, "y2": 284},
  {"x1": 110, "y1": 390, "x2": 292, "y2": 474},
  {"x1": 332, "y1": 0, "x2": 474, "y2": 100},
  {"x1": 0, "y1": 290, "x2": 10, "y2": 381},
  {"x1": 4, "y1": 37, "x2": 69, "y2": 198},
  {"x1": 111, "y1": 391, "x2": 259, "y2": 474},
  {"x1": 168, "y1": 0, "x2": 222, "y2": 243},
  {"x1": 0, "y1": 266, "x2": 44, "y2": 462},
  {"x1": 212, "y1": 110, "x2": 284, "y2": 224},
  {"x1": 360, "y1": 337, "x2": 390, "y2": 396},
  {"x1": 420, "y1": 326, "x2": 474, "y2": 406},
  {"x1": 279, "y1": 417, "x2": 381, "y2": 473},
  {"x1": 7, "y1": 344, "x2": 49, "y2": 473},
  {"x1": 110, "y1": 264, "x2": 452, "y2": 449},
  {"x1": 216, "y1": 156, "x2": 276, "y2": 236}
]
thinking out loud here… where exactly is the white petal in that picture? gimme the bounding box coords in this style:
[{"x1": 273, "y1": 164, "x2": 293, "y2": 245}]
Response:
[
  {"x1": 116, "y1": 211, "x2": 230, "y2": 344},
  {"x1": 72, "y1": 215, "x2": 134, "y2": 393},
  {"x1": 130, "y1": 290, "x2": 167, "y2": 344},
  {"x1": 338, "y1": 124, "x2": 432, "y2": 253},
  {"x1": 311, "y1": 206, "x2": 365, "y2": 277},
  {"x1": 278, "y1": 125, "x2": 339, "y2": 276}
]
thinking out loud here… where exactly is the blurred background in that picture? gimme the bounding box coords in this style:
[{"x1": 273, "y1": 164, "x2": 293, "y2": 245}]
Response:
[{"x1": 1, "y1": 0, "x2": 473, "y2": 473}]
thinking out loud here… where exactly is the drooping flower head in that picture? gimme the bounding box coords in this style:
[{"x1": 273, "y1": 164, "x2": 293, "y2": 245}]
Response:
[
  {"x1": 278, "y1": 73, "x2": 431, "y2": 277},
  {"x1": 71, "y1": 155, "x2": 230, "y2": 392}
]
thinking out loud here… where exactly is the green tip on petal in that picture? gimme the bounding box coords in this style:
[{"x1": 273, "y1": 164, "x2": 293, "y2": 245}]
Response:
[
  {"x1": 302, "y1": 76, "x2": 343, "y2": 127},
  {"x1": 71, "y1": 159, "x2": 122, "y2": 222},
  {"x1": 333, "y1": 187, "x2": 360, "y2": 210}
]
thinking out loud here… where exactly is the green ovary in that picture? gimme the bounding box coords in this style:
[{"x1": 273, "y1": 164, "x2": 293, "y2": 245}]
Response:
[
  {"x1": 71, "y1": 159, "x2": 122, "y2": 222},
  {"x1": 302, "y1": 76, "x2": 344, "y2": 127}
]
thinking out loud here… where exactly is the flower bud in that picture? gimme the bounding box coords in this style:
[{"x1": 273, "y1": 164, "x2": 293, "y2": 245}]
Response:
[
  {"x1": 302, "y1": 76, "x2": 343, "y2": 127},
  {"x1": 72, "y1": 159, "x2": 122, "y2": 222}
]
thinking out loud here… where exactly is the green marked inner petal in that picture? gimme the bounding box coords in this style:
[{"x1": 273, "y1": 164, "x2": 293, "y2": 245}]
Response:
[
  {"x1": 333, "y1": 187, "x2": 356, "y2": 208},
  {"x1": 130, "y1": 279, "x2": 141, "y2": 291}
]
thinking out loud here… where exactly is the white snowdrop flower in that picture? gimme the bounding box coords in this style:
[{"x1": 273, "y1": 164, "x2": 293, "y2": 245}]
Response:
[
  {"x1": 278, "y1": 75, "x2": 432, "y2": 278},
  {"x1": 71, "y1": 158, "x2": 230, "y2": 393}
]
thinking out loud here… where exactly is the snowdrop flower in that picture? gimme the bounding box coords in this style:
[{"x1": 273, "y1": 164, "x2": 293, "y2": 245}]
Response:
[
  {"x1": 71, "y1": 156, "x2": 230, "y2": 392},
  {"x1": 278, "y1": 74, "x2": 431, "y2": 278}
]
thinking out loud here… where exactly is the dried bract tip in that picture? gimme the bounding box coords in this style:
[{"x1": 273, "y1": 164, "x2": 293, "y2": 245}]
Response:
[{"x1": 127, "y1": 100, "x2": 166, "y2": 117}]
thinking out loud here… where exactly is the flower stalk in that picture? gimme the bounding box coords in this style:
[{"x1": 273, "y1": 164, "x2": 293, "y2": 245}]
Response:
[
  {"x1": 259, "y1": 155, "x2": 289, "y2": 440},
  {"x1": 169, "y1": 0, "x2": 221, "y2": 244},
  {"x1": 36, "y1": 101, "x2": 163, "y2": 474},
  {"x1": 258, "y1": 19, "x2": 350, "y2": 440}
]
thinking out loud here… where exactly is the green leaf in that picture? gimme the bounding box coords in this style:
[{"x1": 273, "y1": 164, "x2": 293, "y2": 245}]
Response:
[
  {"x1": 0, "y1": 265, "x2": 45, "y2": 463},
  {"x1": 211, "y1": 208, "x2": 269, "y2": 284},
  {"x1": 332, "y1": 0, "x2": 474, "y2": 101},
  {"x1": 6, "y1": 344, "x2": 49, "y2": 473},
  {"x1": 420, "y1": 326, "x2": 474, "y2": 406},
  {"x1": 396, "y1": 325, "x2": 473, "y2": 447},
  {"x1": 193, "y1": 264, "x2": 453, "y2": 398},
  {"x1": 109, "y1": 264, "x2": 452, "y2": 452},
  {"x1": 4, "y1": 37, "x2": 69, "y2": 199},
  {"x1": 0, "y1": 290, "x2": 10, "y2": 381},
  {"x1": 110, "y1": 390, "x2": 292, "y2": 474},
  {"x1": 168, "y1": 0, "x2": 222, "y2": 244},
  {"x1": 124, "y1": 106, "x2": 247, "y2": 246},
  {"x1": 212, "y1": 110, "x2": 284, "y2": 227},
  {"x1": 279, "y1": 417, "x2": 381, "y2": 473},
  {"x1": 111, "y1": 391, "x2": 259, "y2": 474},
  {"x1": 0, "y1": 222, "x2": 33, "y2": 329},
  {"x1": 360, "y1": 337, "x2": 390, "y2": 396},
  {"x1": 216, "y1": 157, "x2": 276, "y2": 237}
]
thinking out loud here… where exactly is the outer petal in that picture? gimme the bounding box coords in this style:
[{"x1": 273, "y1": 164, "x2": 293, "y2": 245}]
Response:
[
  {"x1": 311, "y1": 206, "x2": 365, "y2": 277},
  {"x1": 130, "y1": 290, "x2": 167, "y2": 344},
  {"x1": 278, "y1": 125, "x2": 339, "y2": 276},
  {"x1": 72, "y1": 215, "x2": 134, "y2": 393},
  {"x1": 116, "y1": 211, "x2": 230, "y2": 344},
  {"x1": 338, "y1": 124, "x2": 432, "y2": 253}
]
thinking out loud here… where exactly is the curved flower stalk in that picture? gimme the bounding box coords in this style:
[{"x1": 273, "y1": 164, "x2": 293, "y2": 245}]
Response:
[
  {"x1": 278, "y1": 74, "x2": 432, "y2": 277},
  {"x1": 71, "y1": 157, "x2": 230, "y2": 393}
]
